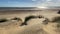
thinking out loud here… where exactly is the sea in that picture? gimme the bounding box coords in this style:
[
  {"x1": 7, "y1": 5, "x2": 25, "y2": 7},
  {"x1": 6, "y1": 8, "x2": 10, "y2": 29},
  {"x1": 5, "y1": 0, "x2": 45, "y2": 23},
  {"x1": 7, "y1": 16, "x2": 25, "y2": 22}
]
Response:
[{"x1": 0, "y1": 7, "x2": 38, "y2": 10}]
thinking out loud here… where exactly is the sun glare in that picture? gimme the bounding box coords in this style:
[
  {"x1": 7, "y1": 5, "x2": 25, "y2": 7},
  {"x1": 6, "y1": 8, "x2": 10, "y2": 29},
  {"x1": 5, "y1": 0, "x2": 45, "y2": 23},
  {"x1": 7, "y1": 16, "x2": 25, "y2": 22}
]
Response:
[{"x1": 37, "y1": 6, "x2": 47, "y2": 9}]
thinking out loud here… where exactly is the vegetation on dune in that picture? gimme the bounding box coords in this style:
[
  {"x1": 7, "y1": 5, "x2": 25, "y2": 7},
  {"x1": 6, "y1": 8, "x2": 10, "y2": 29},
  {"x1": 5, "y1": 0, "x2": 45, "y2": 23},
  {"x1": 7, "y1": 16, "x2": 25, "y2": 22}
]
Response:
[
  {"x1": 52, "y1": 16, "x2": 60, "y2": 28},
  {"x1": 20, "y1": 15, "x2": 44, "y2": 26},
  {"x1": 11, "y1": 17, "x2": 22, "y2": 21},
  {"x1": 43, "y1": 18, "x2": 49, "y2": 25},
  {"x1": 58, "y1": 11, "x2": 60, "y2": 14},
  {"x1": 0, "y1": 18, "x2": 8, "y2": 23},
  {"x1": 57, "y1": 24, "x2": 60, "y2": 28},
  {"x1": 52, "y1": 16, "x2": 60, "y2": 23}
]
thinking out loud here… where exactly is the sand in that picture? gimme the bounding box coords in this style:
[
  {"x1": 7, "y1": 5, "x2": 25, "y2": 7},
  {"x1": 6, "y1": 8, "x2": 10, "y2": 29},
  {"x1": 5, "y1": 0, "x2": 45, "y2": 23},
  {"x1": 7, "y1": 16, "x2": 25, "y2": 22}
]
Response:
[{"x1": 0, "y1": 10, "x2": 60, "y2": 34}]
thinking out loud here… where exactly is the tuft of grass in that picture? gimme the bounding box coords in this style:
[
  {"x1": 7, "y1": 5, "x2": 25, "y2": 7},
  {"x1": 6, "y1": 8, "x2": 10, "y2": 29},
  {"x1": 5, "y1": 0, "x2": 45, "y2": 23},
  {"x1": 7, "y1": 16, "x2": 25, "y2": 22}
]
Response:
[
  {"x1": 57, "y1": 24, "x2": 60, "y2": 28},
  {"x1": 11, "y1": 17, "x2": 22, "y2": 21},
  {"x1": 42, "y1": 18, "x2": 49, "y2": 25},
  {"x1": 0, "y1": 18, "x2": 8, "y2": 23},
  {"x1": 58, "y1": 11, "x2": 60, "y2": 14},
  {"x1": 52, "y1": 16, "x2": 60, "y2": 23}
]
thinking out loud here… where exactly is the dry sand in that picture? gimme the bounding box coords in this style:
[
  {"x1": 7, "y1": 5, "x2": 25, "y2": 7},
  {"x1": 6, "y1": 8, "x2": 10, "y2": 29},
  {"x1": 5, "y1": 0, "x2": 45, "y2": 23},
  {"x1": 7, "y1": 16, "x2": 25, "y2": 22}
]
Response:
[{"x1": 0, "y1": 10, "x2": 60, "y2": 34}]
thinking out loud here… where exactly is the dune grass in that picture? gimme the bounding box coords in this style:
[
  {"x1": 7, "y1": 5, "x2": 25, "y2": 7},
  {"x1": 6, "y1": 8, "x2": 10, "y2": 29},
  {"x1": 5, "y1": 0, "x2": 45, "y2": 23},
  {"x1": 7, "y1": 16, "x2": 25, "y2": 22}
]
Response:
[
  {"x1": 58, "y1": 11, "x2": 60, "y2": 14},
  {"x1": 20, "y1": 15, "x2": 44, "y2": 26},
  {"x1": 0, "y1": 18, "x2": 8, "y2": 23},
  {"x1": 11, "y1": 17, "x2": 22, "y2": 21},
  {"x1": 52, "y1": 16, "x2": 60, "y2": 23},
  {"x1": 43, "y1": 18, "x2": 49, "y2": 25},
  {"x1": 51, "y1": 16, "x2": 60, "y2": 28}
]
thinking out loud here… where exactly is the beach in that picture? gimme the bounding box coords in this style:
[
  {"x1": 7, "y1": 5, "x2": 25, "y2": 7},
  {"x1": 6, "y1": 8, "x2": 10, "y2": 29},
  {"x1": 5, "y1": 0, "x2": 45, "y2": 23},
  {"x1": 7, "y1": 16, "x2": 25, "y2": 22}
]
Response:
[{"x1": 0, "y1": 9, "x2": 60, "y2": 34}]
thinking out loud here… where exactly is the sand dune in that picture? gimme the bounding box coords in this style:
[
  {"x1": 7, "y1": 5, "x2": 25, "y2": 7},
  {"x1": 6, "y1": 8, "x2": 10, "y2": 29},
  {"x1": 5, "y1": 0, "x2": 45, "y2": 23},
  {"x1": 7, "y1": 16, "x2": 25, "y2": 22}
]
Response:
[{"x1": 0, "y1": 10, "x2": 60, "y2": 34}]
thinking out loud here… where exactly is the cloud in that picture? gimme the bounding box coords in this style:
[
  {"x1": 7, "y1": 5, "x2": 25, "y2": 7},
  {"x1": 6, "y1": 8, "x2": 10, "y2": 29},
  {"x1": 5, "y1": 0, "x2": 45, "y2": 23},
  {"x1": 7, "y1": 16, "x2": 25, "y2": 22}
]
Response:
[{"x1": 36, "y1": 0, "x2": 60, "y2": 7}]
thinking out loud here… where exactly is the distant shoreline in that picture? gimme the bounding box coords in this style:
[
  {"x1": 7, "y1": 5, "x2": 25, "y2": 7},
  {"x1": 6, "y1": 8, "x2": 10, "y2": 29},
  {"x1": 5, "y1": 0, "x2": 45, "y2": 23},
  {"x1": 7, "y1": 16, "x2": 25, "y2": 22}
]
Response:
[{"x1": 0, "y1": 7, "x2": 60, "y2": 10}]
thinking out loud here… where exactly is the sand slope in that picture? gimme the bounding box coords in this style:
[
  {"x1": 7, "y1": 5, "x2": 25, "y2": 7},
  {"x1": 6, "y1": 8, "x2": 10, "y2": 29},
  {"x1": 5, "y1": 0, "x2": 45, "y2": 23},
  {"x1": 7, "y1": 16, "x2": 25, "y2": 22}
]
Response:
[{"x1": 0, "y1": 10, "x2": 60, "y2": 34}]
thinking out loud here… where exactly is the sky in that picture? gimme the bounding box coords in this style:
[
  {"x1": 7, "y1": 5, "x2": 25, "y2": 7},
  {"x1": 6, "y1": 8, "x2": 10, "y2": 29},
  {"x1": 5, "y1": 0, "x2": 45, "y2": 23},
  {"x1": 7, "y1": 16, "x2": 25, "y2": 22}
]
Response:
[{"x1": 0, "y1": 0, "x2": 60, "y2": 7}]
